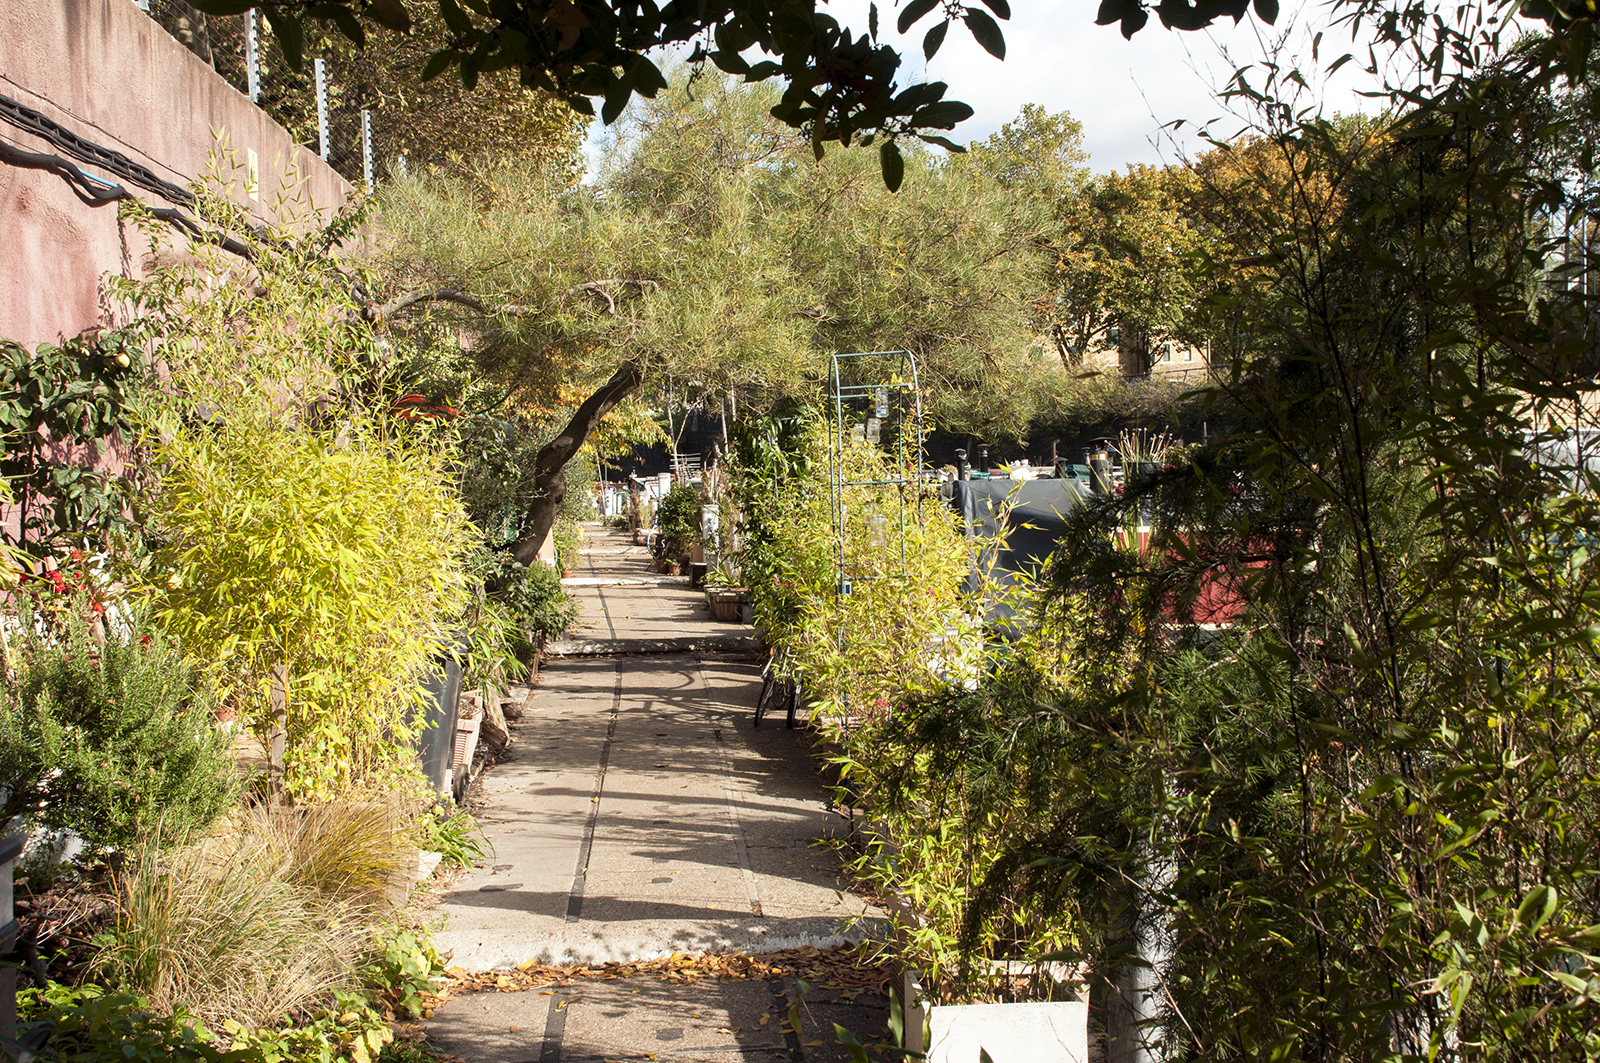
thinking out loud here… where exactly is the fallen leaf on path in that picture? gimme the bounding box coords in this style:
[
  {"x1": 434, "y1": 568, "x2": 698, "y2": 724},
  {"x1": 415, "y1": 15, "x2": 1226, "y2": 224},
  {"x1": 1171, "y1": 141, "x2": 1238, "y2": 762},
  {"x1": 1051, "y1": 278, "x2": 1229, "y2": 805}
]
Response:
[{"x1": 428, "y1": 944, "x2": 890, "y2": 1007}]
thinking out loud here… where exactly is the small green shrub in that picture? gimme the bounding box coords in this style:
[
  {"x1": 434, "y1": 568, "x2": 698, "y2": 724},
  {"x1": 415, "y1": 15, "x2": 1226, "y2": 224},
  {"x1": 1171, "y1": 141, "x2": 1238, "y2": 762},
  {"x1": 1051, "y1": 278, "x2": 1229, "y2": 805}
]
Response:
[
  {"x1": 412, "y1": 802, "x2": 487, "y2": 869},
  {"x1": 145, "y1": 419, "x2": 474, "y2": 800},
  {"x1": 231, "y1": 988, "x2": 400, "y2": 1062},
  {"x1": 460, "y1": 596, "x2": 528, "y2": 688},
  {"x1": 656, "y1": 483, "x2": 703, "y2": 556},
  {"x1": 0, "y1": 605, "x2": 238, "y2": 851},
  {"x1": 553, "y1": 518, "x2": 582, "y2": 572},
  {"x1": 361, "y1": 929, "x2": 444, "y2": 1020},
  {"x1": 485, "y1": 553, "x2": 577, "y2": 640},
  {"x1": 16, "y1": 984, "x2": 244, "y2": 1063},
  {"x1": 19, "y1": 981, "x2": 424, "y2": 1063},
  {"x1": 0, "y1": 333, "x2": 144, "y2": 563}
]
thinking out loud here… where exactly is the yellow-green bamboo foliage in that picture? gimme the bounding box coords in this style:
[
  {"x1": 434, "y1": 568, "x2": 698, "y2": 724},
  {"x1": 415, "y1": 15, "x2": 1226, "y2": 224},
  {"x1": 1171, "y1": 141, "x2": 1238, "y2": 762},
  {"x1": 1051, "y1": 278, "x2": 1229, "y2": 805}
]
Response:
[
  {"x1": 749, "y1": 423, "x2": 971, "y2": 727},
  {"x1": 115, "y1": 167, "x2": 473, "y2": 799},
  {"x1": 149, "y1": 423, "x2": 471, "y2": 797}
]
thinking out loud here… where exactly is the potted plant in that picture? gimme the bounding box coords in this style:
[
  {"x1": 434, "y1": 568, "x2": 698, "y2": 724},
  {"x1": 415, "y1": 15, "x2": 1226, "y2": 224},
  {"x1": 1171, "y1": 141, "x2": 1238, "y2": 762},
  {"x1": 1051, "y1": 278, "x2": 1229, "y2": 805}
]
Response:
[
  {"x1": 704, "y1": 558, "x2": 749, "y2": 621},
  {"x1": 656, "y1": 484, "x2": 702, "y2": 576}
]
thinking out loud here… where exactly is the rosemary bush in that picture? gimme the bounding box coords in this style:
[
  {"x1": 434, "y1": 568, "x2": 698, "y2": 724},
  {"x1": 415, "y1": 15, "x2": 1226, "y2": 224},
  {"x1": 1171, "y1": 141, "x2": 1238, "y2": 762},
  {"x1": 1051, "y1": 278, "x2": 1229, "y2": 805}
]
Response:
[{"x1": 0, "y1": 606, "x2": 236, "y2": 852}]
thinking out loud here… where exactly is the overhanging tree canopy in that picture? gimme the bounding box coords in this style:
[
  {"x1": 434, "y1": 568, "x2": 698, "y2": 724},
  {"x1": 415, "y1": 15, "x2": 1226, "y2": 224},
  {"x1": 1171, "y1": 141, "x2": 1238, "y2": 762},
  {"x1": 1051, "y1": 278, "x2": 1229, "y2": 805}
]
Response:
[{"x1": 373, "y1": 75, "x2": 1052, "y2": 561}]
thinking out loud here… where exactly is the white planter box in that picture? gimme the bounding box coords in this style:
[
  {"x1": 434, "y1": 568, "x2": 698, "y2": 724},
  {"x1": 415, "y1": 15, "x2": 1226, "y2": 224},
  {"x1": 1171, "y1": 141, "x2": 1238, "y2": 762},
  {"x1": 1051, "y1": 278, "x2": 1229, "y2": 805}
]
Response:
[{"x1": 926, "y1": 1001, "x2": 1088, "y2": 1063}]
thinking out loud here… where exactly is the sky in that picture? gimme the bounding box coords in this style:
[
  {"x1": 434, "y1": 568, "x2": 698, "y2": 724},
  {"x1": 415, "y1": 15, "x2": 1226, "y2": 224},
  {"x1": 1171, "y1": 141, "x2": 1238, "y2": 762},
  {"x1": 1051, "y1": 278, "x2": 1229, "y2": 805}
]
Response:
[
  {"x1": 584, "y1": 0, "x2": 1395, "y2": 176},
  {"x1": 828, "y1": 0, "x2": 1392, "y2": 171}
]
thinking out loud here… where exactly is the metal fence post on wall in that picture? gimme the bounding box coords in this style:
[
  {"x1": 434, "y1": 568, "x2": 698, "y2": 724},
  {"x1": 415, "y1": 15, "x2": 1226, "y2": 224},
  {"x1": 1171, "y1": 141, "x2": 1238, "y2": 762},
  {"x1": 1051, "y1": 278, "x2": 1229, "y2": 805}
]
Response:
[
  {"x1": 361, "y1": 109, "x2": 373, "y2": 194},
  {"x1": 245, "y1": 9, "x2": 261, "y2": 103},
  {"x1": 314, "y1": 57, "x2": 329, "y2": 161}
]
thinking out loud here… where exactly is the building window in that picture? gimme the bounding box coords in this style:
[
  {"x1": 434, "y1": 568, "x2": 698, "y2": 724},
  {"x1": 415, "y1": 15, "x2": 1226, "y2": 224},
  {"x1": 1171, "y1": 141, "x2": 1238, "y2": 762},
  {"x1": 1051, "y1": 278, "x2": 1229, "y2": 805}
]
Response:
[
  {"x1": 1185, "y1": 347, "x2": 1194, "y2": 361},
  {"x1": 1161, "y1": 343, "x2": 1172, "y2": 362}
]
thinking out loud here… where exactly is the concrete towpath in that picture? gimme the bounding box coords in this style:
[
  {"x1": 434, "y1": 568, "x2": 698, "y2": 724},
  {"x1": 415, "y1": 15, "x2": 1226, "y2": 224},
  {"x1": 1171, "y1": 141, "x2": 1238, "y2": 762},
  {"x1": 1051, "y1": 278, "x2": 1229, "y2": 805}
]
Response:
[{"x1": 422, "y1": 524, "x2": 890, "y2": 1062}]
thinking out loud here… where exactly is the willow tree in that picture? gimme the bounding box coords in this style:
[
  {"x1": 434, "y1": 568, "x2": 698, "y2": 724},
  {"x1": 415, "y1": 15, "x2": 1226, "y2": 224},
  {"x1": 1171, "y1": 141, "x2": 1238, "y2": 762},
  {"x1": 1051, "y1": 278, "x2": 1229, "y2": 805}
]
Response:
[{"x1": 373, "y1": 74, "x2": 1050, "y2": 562}]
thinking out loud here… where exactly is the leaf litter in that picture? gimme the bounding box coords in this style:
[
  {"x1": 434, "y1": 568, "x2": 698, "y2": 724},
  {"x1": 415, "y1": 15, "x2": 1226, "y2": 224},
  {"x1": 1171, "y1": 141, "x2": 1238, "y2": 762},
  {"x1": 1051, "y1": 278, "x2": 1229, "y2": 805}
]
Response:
[{"x1": 430, "y1": 942, "x2": 890, "y2": 1007}]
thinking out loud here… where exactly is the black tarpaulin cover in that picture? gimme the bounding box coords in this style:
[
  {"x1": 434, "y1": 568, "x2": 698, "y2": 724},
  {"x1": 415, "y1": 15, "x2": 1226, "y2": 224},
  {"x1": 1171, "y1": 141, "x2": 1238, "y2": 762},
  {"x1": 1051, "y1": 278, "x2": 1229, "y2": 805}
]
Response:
[{"x1": 950, "y1": 477, "x2": 1088, "y2": 627}]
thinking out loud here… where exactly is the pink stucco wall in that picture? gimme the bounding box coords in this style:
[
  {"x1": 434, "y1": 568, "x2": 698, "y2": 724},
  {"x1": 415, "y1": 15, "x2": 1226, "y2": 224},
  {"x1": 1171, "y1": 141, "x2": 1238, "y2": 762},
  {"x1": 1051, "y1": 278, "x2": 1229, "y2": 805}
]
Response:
[{"x1": 0, "y1": 0, "x2": 350, "y2": 348}]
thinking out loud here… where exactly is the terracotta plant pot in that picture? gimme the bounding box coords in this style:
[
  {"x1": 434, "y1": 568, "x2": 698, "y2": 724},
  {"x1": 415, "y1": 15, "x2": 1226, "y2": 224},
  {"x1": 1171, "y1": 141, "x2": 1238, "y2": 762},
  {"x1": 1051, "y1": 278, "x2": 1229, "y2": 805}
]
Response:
[{"x1": 663, "y1": 560, "x2": 682, "y2": 576}]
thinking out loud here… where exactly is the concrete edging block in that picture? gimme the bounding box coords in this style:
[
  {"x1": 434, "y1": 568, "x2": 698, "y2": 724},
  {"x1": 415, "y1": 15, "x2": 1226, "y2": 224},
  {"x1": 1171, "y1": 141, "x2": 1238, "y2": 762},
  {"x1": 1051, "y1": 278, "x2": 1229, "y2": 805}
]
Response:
[{"x1": 926, "y1": 1001, "x2": 1089, "y2": 1063}]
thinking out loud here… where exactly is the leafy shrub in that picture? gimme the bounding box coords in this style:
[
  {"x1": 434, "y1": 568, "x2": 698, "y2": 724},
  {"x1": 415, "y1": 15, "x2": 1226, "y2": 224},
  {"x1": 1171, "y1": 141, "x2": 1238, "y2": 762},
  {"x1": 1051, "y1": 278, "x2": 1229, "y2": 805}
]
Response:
[
  {"x1": 19, "y1": 981, "x2": 421, "y2": 1063},
  {"x1": 412, "y1": 802, "x2": 487, "y2": 870},
  {"x1": 117, "y1": 180, "x2": 474, "y2": 802},
  {"x1": 554, "y1": 518, "x2": 582, "y2": 572},
  {"x1": 0, "y1": 605, "x2": 237, "y2": 851},
  {"x1": 360, "y1": 929, "x2": 444, "y2": 1020},
  {"x1": 484, "y1": 552, "x2": 577, "y2": 640},
  {"x1": 0, "y1": 332, "x2": 143, "y2": 562},
  {"x1": 737, "y1": 422, "x2": 969, "y2": 725},
  {"x1": 460, "y1": 595, "x2": 527, "y2": 688},
  {"x1": 145, "y1": 420, "x2": 474, "y2": 800},
  {"x1": 16, "y1": 985, "x2": 240, "y2": 1063},
  {"x1": 656, "y1": 483, "x2": 703, "y2": 556}
]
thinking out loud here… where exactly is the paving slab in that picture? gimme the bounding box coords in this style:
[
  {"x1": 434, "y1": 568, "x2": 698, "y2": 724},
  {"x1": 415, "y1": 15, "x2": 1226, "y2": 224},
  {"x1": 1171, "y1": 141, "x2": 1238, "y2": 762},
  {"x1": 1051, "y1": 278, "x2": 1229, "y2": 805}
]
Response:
[{"x1": 424, "y1": 524, "x2": 887, "y2": 1061}]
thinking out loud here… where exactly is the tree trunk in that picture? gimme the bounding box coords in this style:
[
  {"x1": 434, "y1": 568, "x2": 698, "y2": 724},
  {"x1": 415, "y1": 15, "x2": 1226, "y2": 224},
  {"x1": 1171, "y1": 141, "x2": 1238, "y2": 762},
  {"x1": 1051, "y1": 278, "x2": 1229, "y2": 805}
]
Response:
[{"x1": 510, "y1": 360, "x2": 644, "y2": 566}]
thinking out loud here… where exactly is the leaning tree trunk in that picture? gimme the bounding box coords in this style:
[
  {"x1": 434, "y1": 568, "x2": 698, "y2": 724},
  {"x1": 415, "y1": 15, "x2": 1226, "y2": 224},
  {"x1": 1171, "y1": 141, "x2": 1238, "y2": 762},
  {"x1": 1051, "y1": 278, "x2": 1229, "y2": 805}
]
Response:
[{"x1": 510, "y1": 360, "x2": 644, "y2": 566}]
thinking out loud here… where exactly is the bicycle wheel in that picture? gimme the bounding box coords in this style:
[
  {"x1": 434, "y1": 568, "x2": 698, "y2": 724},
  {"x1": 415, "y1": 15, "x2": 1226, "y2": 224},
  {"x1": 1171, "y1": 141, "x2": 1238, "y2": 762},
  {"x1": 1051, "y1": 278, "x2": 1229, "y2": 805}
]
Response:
[{"x1": 753, "y1": 653, "x2": 778, "y2": 727}]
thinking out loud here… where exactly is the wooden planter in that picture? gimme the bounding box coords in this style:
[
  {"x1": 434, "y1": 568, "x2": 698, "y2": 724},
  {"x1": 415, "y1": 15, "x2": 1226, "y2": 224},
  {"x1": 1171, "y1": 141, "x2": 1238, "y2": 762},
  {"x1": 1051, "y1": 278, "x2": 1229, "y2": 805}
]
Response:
[
  {"x1": 453, "y1": 712, "x2": 483, "y2": 777},
  {"x1": 706, "y1": 586, "x2": 749, "y2": 622}
]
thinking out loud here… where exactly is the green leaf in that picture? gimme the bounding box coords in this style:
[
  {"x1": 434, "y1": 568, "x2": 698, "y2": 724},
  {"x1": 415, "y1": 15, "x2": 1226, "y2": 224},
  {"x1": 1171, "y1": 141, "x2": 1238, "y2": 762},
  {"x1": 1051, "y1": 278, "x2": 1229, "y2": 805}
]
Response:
[
  {"x1": 913, "y1": 100, "x2": 974, "y2": 128},
  {"x1": 190, "y1": 0, "x2": 258, "y2": 14},
  {"x1": 897, "y1": 0, "x2": 940, "y2": 35},
  {"x1": 264, "y1": 8, "x2": 304, "y2": 70},
  {"x1": 962, "y1": 7, "x2": 1006, "y2": 58},
  {"x1": 420, "y1": 49, "x2": 454, "y2": 82},
  {"x1": 880, "y1": 140, "x2": 905, "y2": 192},
  {"x1": 367, "y1": 0, "x2": 414, "y2": 31},
  {"x1": 601, "y1": 74, "x2": 633, "y2": 124},
  {"x1": 439, "y1": 0, "x2": 473, "y2": 34},
  {"x1": 1514, "y1": 885, "x2": 1558, "y2": 932},
  {"x1": 980, "y1": 0, "x2": 1011, "y2": 17},
  {"x1": 331, "y1": 8, "x2": 367, "y2": 47},
  {"x1": 832, "y1": 1023, "x2": 870, "y2": 1063},
  {"x1": 1095, "y1": 0, "x2": 1149, "y2": 36},
  {"x1": 923, "y1": 19, "x2": 949, "y2": 58},
  {"x1": 1252, "y1": 0, "x2": 1278, "y2": 22}
]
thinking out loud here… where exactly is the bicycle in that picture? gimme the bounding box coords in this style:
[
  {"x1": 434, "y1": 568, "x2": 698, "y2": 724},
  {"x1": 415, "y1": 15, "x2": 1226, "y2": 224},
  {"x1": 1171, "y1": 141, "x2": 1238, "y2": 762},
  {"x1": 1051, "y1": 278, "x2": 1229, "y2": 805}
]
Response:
[{"x1": 753, "y1": 646, "x2": 802, "y2": 729}]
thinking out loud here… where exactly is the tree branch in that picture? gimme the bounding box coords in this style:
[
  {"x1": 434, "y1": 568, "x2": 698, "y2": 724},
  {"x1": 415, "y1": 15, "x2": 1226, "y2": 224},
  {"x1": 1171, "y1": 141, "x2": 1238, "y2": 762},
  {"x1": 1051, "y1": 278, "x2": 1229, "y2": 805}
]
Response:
[
  {"x1": 363, "y1": 288, "x2": 494, "y2": 323},
  {"x1": 559, "y1": 278, "x2": 662, "y2": 316},
  {"x1": 510, "y1": 359, "x2": 646, "y2": 566}
]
